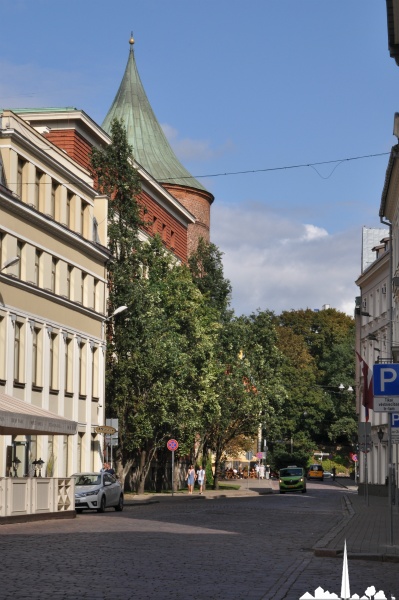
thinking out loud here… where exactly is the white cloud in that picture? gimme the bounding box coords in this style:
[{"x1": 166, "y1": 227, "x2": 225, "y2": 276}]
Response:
[
  {"x1": 211, "y1": 201, "x2": 359, "y2": 317},
  {"x1": 300, "y1": 224, "x2": 329, "y2": 241}
]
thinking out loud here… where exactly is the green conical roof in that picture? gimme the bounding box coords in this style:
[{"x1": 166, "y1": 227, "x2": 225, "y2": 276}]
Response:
[{"x1": 102, "y1": 39, "x2": 208, "y2": 193}]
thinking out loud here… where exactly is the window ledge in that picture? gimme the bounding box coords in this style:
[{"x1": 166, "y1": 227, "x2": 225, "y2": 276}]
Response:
[{"x1": 13, "y1": 381, "x2": 25, "y2": 389}]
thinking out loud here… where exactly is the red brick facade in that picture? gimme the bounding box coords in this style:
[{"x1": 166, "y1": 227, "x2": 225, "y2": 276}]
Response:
[
  {"x1": 163, "y1": 184, "x2": 213, "y2": 256},
  {"x1": 138, "y1": 189, "x2": 188, "y2": 262},
  {"x1": 45, "y1": 127, "x2": 190, "y2": 262},
  {"x1": 44, "y1": 130, "x2": 93, "y2": 171}
]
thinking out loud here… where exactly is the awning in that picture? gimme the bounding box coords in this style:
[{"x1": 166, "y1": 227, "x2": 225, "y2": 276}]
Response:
[{"x1": 0, "y1": 391, "x2": 77, "y2": 435}]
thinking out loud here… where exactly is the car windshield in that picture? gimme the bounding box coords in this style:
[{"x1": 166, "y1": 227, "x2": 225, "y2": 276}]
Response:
[
  {"x1": 310, "y1": 465, "x2": 322, "y2": 471},
  {"x1": 280, "y1": 468, "x2": 302, "y2": 477},
  {"x1": 75, "y1": 475, "x2": 101, "y2": 486}
]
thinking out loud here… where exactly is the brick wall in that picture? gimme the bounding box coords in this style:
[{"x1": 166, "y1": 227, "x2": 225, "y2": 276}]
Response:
[
  {"x1": 139, "y1": 189, "x2": 188, "y2": 262},
  {"x1": 44, "y1": 130, "x2": 93, "y2": 171},
  {"x1": 162, "y1": 184, "x2": 213, "y2": 255}
]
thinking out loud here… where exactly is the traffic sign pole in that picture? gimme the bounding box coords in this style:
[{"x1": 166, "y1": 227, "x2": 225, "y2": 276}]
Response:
[{"x1": 166, "y1": 439, "x2": 179, "y2": 496}]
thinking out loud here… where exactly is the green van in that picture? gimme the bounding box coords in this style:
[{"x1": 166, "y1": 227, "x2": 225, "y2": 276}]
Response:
[{"x1": 279, "y1": 465, "x2": 307, "y2": 494}]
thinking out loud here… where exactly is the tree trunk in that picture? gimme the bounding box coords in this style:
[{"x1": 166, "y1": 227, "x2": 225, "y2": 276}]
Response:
[
  {"x1": 213, "y1": 446, "x2": 223, "y2": 490},
  {"x1": 155, "y1": 449, "x2": 168, "y2": 493},
  {"x1": 136, "y1": 449, "x2": 148, "y2": 494}
]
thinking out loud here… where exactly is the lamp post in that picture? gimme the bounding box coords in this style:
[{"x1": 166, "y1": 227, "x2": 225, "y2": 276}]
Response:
[
  {"x1": 36, "y1": 458, "x2": 44, "y2": 478},
  {"x1": 102, "y1": 305, "x2": 128, "y2": 338},
  {"x1": 12, "y1": 457, "x2": 21, "y2": 478}
]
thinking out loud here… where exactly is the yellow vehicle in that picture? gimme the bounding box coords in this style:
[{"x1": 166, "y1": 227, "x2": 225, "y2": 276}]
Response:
[{"x1": 307, "y1": 464, "x2": 324, "y2": 481}]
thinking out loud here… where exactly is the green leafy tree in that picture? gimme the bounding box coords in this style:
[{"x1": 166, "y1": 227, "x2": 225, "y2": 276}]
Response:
[
  {"x1": 91, "y1": 120, "x2": 219, "y2": 492},
  {"x1": 275, "y1": 308, "x2": 356, "y2": 449}
]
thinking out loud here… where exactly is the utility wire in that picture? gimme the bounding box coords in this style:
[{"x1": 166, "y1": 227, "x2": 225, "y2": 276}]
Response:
[{"x1": 162, "y1": 151, "x2": 390, "y2": 181}]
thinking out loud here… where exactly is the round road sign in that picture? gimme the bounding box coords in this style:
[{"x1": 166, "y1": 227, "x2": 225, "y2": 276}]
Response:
[
  {"x1": 167, "y1": 439, "x2": 178, "y2": 451},
  {"x1": 95, "y1": 425, "x2": 116, "y2": 435}
]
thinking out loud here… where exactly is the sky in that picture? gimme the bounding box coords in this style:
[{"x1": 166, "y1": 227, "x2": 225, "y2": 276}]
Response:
[{"x1": 1, "y1": 0, "x2": 398, "y2": 317}]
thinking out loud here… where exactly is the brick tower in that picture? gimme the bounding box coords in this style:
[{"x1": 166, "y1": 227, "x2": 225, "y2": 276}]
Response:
[{"x1": 102, "y1": 36, "x2": 214, "y2": 256}]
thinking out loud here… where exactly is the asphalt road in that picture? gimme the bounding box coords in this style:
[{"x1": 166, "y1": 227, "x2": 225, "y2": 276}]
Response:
[{"x1": 0, "y1": 481, "x2": 397, "y2": 600}]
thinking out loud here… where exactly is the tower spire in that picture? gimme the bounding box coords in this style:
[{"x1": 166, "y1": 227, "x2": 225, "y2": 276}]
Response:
[{"x1": 102, "y1": 36, "x2": 208, "y2": 193}]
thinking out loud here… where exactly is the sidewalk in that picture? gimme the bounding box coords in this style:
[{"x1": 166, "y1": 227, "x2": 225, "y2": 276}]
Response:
[
  {"x1": 314, "y1": 478, "x2": 399, "y2": 562},
  {"x1": 124, "y1": 476, "x2": 274, "y2": 505}
]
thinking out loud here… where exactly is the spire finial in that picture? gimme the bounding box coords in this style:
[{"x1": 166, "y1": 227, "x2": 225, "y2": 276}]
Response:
[{"x1": 129, "y1": 31, "x2": 135, "y2": 49}]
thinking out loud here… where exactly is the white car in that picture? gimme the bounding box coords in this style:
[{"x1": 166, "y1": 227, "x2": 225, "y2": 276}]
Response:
[{"x1": 73, "y1": 472, "x2": 124, "y2": 513}]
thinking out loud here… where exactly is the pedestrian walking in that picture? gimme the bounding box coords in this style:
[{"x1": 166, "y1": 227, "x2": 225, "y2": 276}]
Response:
[
  {"x1": 197, "y1": 466, "x2": 206, "y2": 494},
  {"x1": 186, "y1": 465, "x2": 196, "y2": 494},
  {"x1": 259, "y1": 464, "x2": 265, "y2": 479},
  {"x1": 332, "y1": 466, "x2": 336, "y2": 481}
]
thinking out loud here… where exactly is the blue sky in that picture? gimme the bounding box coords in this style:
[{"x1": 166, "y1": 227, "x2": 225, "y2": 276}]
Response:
[{"x1": 1, "y1": 0, "x2": 397, "y2": 316}]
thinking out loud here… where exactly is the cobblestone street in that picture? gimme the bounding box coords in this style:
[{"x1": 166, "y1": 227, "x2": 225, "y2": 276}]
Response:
[{"x1": 0, "y1": 482, "x2": 397, "y2": 600}]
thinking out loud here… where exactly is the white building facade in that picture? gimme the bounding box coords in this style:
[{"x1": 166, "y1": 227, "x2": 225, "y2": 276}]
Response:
[{"x1": 0, "y1": 109, "x2": 110, "y2": 478}]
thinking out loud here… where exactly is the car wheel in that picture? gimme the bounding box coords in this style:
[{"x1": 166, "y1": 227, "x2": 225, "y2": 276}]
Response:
[
  {"x1": 76, "y1": 508, "x2": 83, "y2": 513},
  {"x1": 114, "y1": 494, "x2": 124, "y2": 512},
  {"x1": 97, "y1": 495, "x2": 106, "y2": 513}
]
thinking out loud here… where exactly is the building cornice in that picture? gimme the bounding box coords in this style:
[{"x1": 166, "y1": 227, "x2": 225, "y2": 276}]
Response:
[{"x1": 0, "y1": 184, "x2": 111, "y2": 262}]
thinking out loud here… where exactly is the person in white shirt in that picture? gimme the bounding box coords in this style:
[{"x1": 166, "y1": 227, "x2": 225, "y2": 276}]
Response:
[{"x1": 197, "y1": 466, "x2": 206, "y2": 494}]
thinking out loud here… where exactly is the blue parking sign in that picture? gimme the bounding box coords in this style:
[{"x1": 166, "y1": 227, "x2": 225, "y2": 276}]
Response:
[
  {"x1": 373, "y1": 364, "x2": 399, "y2": 396},
  {"x1": 391, "y1": 413, "x2": 399, "y2": 427}
]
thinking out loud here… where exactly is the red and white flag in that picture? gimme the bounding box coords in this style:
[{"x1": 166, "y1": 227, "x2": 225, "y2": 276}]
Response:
[{"x1": 356, "y1": 352, "x2": 373, "y2": 421}]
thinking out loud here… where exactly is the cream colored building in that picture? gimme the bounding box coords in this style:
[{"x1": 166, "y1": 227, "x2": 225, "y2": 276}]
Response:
[
  {"x1": 355, "y1": 228, "x2": 391, "y2": 489},
  {"x1": 0, "y1": 109, "x2": 110, "y2": 478}
]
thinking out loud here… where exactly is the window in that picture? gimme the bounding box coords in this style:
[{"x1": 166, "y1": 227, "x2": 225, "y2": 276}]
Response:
[
  {"x1": 34, "y1": 250, "x2": 41, "y2": 286},
  {"x1": 66, "y1": 192, "x2": 72, "y2": 228},
  {"x1": 50, "y1": 181, "x2": 59, "y2": 219},
  {"x1": 16, "y1": 241, "x2": 23, "y2": 278},
  {"x1": 0, "y1": 316, "x2": 5, "y2": 380},
  {"x1": 79, "y1": 341, "x2": 86, "y2": 396},
  {"x1": 152, "y1": 216, "x2": 158, "y2": 234},
  {"x1": 0, "y1": 232, "x2": 3, "y2": 267},
  {"x1": 64, "y1": 337, "x2": 72, "y2": 394},
  {"x1": 49, "y1": 333, "x2": 58, "y2": 390},
  {"x1": 93, "y1": 279, "x2": 98, "y2": 311},
  {"x1": 32, "y1": 328, "x2": 39, "y2": 386},
  {"x1": 34, "y1": 169, "x2": 43, "y2": 210},
  {"x1": 51, "y1": 257, "x2": 57, "y2": 293},
  {"x1": 17, "y1": 158, "x2": 26, "y2": 199},
  {"x1": 170, "y1": 230, "x2": 175, "y2": 249},
  {"x1": 91, "y1": 346, "x2": 98, "y2": 398},
  {"x1": 67, "y1": 265, "x2": 73, "y2": 299},
  {"x1": 50, "y1": 182, "x2": 58, "y2": 218},
  {"x1": 14, "y1": 322, "x2": 23, "y2": 382},
  {"x1": 81, "y1": 273, "x2": 86, "y2": 305},
  {"x1": 162, "y1": 223, "x2": 167, "y2": 242},
  {"x1": 80, "y1": 201, "x2": 87, "y2": 236}
]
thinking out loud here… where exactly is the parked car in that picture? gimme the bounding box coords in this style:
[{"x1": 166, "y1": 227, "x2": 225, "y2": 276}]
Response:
[
  {"x1": 323, "y1": 471, "x2": 332, "y2": 479},
  {"x1": 279, "y1": 466, "x2": 306, "y2": 494},
  {"x1": 73, "y1": 472, "x2": 124, "y2": 513},
  {"x1": 307, "y1": 464, "x2": 324, "y2": 481}
]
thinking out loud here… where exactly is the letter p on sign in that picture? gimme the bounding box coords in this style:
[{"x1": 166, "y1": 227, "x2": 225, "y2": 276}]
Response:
[
  {"x1": 381, "y1": 368, "x2": 397, "y2": 391},
  {"x1": 373, "y1": 363, "x2": 399, "y2": 396}
]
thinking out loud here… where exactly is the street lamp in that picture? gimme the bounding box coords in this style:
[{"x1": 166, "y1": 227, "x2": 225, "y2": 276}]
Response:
[
  {"x1": 102, "y1": 305, "x2": 128, "y2": 338},
  {"x1": 0, "y1": 256, "x2": 20, "y2": 272},
  {"x1": 106, "y1": 305, "x2": 128, "y2": 322},
  {"x1": 12, "y1": 457, "x2": 21, "y2": 478}
]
